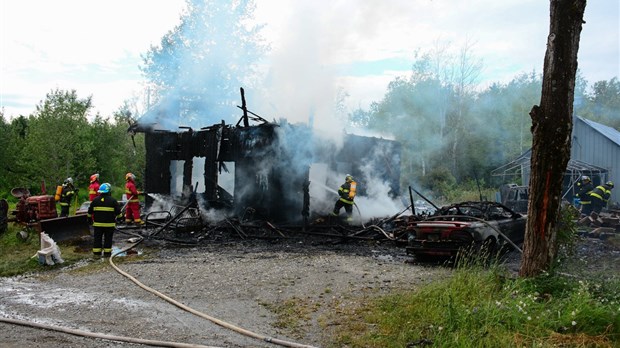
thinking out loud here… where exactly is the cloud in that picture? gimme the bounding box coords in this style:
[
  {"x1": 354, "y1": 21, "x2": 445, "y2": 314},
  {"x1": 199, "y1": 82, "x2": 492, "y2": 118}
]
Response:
[{"x1": 1, "y1": 0, "x2": 617, "y2": 119}]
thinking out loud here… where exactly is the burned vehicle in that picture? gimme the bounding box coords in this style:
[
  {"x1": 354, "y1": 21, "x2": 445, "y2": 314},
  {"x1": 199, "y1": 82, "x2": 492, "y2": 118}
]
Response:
[{"x1": 406, "y1": 201, "x2": 526, "y2": 260}]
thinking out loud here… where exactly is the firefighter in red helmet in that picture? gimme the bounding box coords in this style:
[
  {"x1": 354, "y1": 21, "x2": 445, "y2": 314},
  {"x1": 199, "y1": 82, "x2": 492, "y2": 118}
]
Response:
[
  {"x1": 124, "y1": 172, "x2": 144, "y2": 224},
  {"x1": 88, "y1": 173, "x2": 101, "y2": 201}
]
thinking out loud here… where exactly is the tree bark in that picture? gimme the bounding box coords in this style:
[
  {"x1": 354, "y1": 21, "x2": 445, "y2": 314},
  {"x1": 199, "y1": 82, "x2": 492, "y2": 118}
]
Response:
[{"x1": 519, "y1": 0, "x2": 586, "y2": 277}]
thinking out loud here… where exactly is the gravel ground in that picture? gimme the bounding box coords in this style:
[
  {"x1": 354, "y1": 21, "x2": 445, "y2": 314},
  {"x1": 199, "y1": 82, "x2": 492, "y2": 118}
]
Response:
[
  {"x1": 0, "y1": 235, "x2": 451, "y2": 348},
  {"x1": 1, "y1": 231, "x2": 618, "y2": 348}
]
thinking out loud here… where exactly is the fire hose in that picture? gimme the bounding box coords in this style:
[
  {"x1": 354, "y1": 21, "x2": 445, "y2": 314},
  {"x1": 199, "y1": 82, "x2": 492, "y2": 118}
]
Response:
[
  {"x1": 107, "y1": 238, "x2": 318, "y2": 348},
  {"x1": 0, "y1": 234, "x2": 318, "y2": 348},
  {"x1": 0, "y1": 317, "x2": 223, "y2": 348}
]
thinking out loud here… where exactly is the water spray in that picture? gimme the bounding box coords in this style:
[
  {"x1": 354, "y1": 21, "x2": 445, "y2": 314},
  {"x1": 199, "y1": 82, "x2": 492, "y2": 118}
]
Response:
[{"x1": 311, "y1": 181, "x2": 338, "y2": 195}]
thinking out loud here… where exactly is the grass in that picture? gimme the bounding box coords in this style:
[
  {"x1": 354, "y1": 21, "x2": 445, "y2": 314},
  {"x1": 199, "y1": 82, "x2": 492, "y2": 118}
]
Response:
[
  {"x1": 260, "y1": 296, "x2": 322, "y2": 338},
  {"x1": 327, "y1": 255, "x2": 620, "y2": 348},
  {"x1": 0, "y1": 222, "x2": 141, "y2": 277}
]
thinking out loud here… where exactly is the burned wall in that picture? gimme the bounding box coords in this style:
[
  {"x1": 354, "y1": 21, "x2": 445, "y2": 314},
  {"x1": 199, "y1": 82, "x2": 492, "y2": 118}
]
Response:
[{"x1": 139, "y1": 121, "x2": 401, "y2": 223}]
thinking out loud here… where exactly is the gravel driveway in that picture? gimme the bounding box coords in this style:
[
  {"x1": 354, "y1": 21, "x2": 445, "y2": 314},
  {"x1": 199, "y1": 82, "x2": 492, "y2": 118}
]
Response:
[{"x1": 0, "y1": 238, "x2": 452, "y2": 348}]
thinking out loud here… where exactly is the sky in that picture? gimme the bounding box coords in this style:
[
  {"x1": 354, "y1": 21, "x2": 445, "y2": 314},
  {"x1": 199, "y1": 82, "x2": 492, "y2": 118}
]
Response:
[{"x1": 1, "y1": 0, "x2": 618, "y2": 120}]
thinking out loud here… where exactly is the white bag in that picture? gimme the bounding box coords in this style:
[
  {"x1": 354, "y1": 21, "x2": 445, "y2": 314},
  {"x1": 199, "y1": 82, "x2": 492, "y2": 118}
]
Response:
[{"x1": 37, "y1": 232, "x2": 64, "y2": 265}]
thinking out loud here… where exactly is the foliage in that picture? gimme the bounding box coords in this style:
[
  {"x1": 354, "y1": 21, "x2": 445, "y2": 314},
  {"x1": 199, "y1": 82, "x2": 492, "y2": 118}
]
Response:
[
  {"x1": 357, "y1": 43, "x2": 618, "y2": 205},
  {"x1": 0, "y1": 89, "x2": 142, "y2": 200},
  {"x1": 575, "y1": 77, "x2": 620, "y2": 130},
  {"x1": 140, "y1": 0, "x2": 268, "y2": 126},
  {"x1": 330, "y1": 264, "x2": 619, "y2": 347},
  {"x1": 20, "y1": 89, "x2": 95, "y2": 189},
  {"x1": 552, "y1": 203, "x2": 580, "y2": 266}
]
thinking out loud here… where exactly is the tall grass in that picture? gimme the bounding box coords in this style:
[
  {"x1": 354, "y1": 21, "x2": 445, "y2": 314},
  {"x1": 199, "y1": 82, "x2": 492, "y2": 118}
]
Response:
[{"x1": 330, "y1": 254, "x2": 620, "y2": 348}]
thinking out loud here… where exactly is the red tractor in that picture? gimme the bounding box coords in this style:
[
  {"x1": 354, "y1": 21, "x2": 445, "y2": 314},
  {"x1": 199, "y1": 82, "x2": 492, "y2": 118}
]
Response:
[{"x1": 2, "y1": 188, "x2": 90, "y2": 243}]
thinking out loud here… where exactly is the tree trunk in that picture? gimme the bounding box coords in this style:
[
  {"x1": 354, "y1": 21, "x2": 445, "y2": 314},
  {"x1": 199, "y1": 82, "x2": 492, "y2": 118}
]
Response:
[{"x1": 519, "y1": 0, "x2": 586, "y2": 277}]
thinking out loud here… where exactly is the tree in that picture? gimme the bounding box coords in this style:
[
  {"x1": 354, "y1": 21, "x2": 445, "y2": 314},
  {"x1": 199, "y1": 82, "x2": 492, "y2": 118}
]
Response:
[
  {"x1": 89, "y1": 111, "x2": 144, "y2": 188},
  {"x1": 576, "y1": 77, "x2": 620, "y2": 129},
  {"x1": 19, "y1": 89, "x2": 95, "y2": 190},
  {"x1": 520, "y1": 0, "x2": 586, "y2": 277},
  {"x1": 140, "y1": 0, "x2": 267, "y2": 127}
]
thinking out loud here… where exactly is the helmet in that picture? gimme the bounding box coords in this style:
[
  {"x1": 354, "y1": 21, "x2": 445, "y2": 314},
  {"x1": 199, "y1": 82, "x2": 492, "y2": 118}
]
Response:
[
  {"x1": 125, "y1": 173, "x2": 135, "y2": 181},
  {"x1": 606, "y1": 181, "x2": 614, "y2": 188},
  {"x1": 90, "y1": 173, "x2": 99, "y2": 183},
  {"x1": 581, "y1": 175, "x2": 590, "y2": 182},
  {"x1": 345, "y1": 174, "x2": 353, "y2": 182},
  {"x1": 97, "y1": 183, "x2": 111, "y2": 194},
  {"x1": 64, "y1": 177, "x2": 73, "y2": 185}
]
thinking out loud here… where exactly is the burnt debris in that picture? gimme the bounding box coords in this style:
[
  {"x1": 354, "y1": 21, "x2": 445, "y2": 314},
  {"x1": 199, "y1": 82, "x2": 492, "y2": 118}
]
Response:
[{"x1": 130, "y1": 89, "x2": 402, "y2": 227}]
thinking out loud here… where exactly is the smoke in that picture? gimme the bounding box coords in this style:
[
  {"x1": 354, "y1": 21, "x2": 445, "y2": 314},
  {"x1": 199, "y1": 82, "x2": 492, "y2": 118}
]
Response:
[{"x1": 136, "y1": 1, "x2": 407, "y2": 223}]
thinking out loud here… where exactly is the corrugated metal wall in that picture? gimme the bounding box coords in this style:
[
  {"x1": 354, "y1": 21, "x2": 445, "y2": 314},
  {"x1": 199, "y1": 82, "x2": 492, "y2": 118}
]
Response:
[{"x1": 571, "y1": 117, "x2": 619, "y2": 204}]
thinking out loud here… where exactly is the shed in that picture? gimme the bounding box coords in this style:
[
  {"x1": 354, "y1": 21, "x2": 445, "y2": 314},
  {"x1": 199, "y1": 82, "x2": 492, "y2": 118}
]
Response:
[
  {"x1": 571, "y1": 116, "x2": 620, "y2": 204},
  {"x1": 492, "y1": 116, "x2": 619, "y2": 204}
]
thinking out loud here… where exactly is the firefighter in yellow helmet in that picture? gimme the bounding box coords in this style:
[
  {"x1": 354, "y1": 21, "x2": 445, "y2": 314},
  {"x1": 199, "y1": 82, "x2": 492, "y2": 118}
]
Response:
[
  {"x1": 331, "y1": 174, "x2": 357, "y2": 222},
  {"x1": 124, "y1": 172, "x2": 144, "y2": 224}
]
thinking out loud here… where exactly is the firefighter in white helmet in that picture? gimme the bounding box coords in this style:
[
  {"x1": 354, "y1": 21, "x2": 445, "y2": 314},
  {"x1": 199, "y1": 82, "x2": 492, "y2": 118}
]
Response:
[{"x1": 575, "y1": 175, "x2": 593, "y2": 217}]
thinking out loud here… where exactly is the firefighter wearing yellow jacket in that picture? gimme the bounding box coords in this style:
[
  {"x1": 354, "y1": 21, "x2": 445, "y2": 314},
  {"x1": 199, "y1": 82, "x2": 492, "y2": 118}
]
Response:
[
  {"x1": 58, "y1": 177, "x2": 77, "y2": 217},
  {"x1": 587, "y1": 181, "x2": 614, "y2": 216},
  {"x1": 331, "y1": 174, "x2": 357, "y2": 222},
  {"x1": 88, "y1": 183, "x2": 121, "y2": 258},
  {"x1": 575, "y1": 176, "x2": 594, "y2": 217}
]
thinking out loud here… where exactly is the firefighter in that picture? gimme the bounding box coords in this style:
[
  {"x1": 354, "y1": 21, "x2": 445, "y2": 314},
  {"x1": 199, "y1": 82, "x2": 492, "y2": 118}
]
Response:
[
  {"x1": 88, "y1": 183, "x2": 121, "y2": 258},
  {"x1": 580, "y1": 181, "x2": 614, "y2": 226},
  {"x1": 575, "y1": 175, "x2": 594, "y2": 217},
  {"x1": 88, "y1": 173, "x2": 101, "y2": 201},
  {"x1": 59, "y1": 177, "x2": 77, "y2": 217},
  {"x1": 331, "y1": 174, "x2": 357, "y2": 222},
  {"x1": 124, "y1": 172, "x2": 144, "y2": 224},
  {"x1": 588, "y1": 181, "x2": 614, "y2": 214}
]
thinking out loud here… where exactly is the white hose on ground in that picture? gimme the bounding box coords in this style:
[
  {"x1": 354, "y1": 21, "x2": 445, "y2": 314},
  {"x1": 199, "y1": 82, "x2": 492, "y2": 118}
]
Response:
[
  {"x1": 0, "y1": 316, "x2": 223, "y2": 348},
  {"x1": 109, "y1": 239, "x2": 319, "y2": 348}
]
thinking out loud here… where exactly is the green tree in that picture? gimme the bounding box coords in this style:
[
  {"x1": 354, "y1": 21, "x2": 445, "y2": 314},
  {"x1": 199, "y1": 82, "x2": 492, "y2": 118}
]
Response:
[
  {"x1": 2, "y1": 116, "x2": 31, "y2": 189},
  {"x1": 0, "y1": 113, "x2": 11, "y2": 191},
  {"x1": 19, "y1": 89, "x2": 95, "y2": 191},
  {"x1": 576, "y1": 77, "x2": 620, "y2": 129},
  {"x1": 473, "y1": 72, "x2": 541, "y2": 164},
  {"x1": 140, "y1": 0, "x2": 267, "y2": 126}
]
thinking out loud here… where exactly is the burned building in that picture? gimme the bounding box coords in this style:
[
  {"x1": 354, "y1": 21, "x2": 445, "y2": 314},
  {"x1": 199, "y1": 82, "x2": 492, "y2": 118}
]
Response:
[{"x1": 133, "y1": 104, "x2": 401, "y2": 224}]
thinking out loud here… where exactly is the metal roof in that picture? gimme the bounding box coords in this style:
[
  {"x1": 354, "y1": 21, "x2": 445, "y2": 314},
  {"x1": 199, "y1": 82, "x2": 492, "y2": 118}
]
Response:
[
  {"x1": 491, "y1": 148, "x2": 609, "y2": 177},
  {"x1": 577, "y1": 116, "x2": 620, "y2": 146}
]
